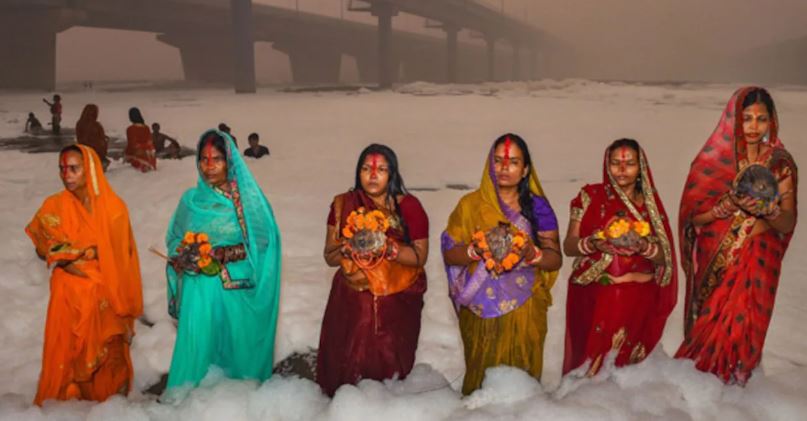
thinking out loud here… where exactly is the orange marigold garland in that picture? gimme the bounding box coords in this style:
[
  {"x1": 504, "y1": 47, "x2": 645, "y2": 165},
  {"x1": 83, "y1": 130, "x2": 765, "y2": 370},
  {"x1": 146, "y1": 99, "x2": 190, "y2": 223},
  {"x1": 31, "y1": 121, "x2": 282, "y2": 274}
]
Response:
[{"x1": 471, "y1": 222, "x2": 528, "y2": 276}]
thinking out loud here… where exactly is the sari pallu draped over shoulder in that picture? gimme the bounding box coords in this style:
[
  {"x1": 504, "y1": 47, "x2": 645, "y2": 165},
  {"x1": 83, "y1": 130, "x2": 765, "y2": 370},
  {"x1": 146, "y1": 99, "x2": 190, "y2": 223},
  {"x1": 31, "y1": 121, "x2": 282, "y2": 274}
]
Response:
[
  {"x1": 316, "y1": 189, "x2": 428, "y2": 397},
  {"x1": 441, "y1": 141, "x2": 559, "y2": 395},
  {"x1": 26, "y1": 145, "x2": 143, "y2": 405},
  {"x1": 675, "y1": 87, "x2": 798, "y2": 385},
  {"x1": 164, "y1": 130, "x2": 281, "y2": 392},
  {"x1": 562, "y1": 144, "x2": 677, "y2": 376}
]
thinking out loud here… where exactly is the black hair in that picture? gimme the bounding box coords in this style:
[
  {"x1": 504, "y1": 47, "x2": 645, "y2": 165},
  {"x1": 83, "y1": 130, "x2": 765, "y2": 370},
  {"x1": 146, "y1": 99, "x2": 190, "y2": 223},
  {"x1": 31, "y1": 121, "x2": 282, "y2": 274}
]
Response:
[
  {"x1": 492, "y1": 133, "x2": 539, "y2": 242},
  {"x1": 53, "y1": 94, "x2": 61, "y2": 101},
  {"x1": 152, "y1": 122, "x2": 161, "y2": 130},
  {"x1": 353, "y1": 143, "x2": 411, "y2": 242},
  {"x1": 248, "y1": 132, "x2": 259, "y2": 141},
  {"x1": 606, "y1": 138, "x2": 643, "y2": 193},
  {"x1": 218, "y1": 123, "x2": 231, "y2": 133},
  {"x1": 741, "y1": 87, "x2": 776, "y2": 117},
  {"x1": 60, "y1": 144, "x2": 82, "y2": 157},
  {"x1": 197, "y1": 131, "x2": 228, "y2": 162},
  {"x1": 129, "y1": 107, "x2": 145, "y2": 124}
]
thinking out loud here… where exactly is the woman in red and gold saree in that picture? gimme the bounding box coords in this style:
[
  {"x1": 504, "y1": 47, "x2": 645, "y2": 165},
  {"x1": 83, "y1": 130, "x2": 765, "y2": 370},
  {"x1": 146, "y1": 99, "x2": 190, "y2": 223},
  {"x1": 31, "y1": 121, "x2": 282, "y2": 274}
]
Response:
[
  {"x1": 675, "y1": 87, "x2": 797, "y2": 385},
  {"x1": 562, "y1": 139, "x2": 676, "y2": 377},
  {"x1": 124, "y1": 107, "x2": 156, "y2": 172},
  {"x1": 26, "y1": 145, "x2": 143, "y2": 405},
  {"x1": 75, "y1": 104, "x2": 109, "y2": 168},
  {"x1": 317, "y1": 144, "x2": 429, "y2": 397}
]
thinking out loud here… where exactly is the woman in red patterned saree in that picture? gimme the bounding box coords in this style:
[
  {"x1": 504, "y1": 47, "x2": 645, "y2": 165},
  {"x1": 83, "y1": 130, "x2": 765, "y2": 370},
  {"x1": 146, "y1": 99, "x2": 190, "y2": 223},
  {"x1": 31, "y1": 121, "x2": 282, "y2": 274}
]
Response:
[
  {"x1": 675, "y1": 87, "x2": 797, "y2": 385},
  {"x1": 562, "y1": 139, "x2": 677, "y2": 376}
]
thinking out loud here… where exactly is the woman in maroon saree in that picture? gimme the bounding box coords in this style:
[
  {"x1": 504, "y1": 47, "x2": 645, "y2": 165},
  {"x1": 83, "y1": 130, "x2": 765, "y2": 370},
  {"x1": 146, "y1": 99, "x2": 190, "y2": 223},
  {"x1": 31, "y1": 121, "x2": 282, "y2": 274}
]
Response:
[
  {"x1": 562, "y1": 139, "x2": 677, "y2": 376},
  {"x1": 675, "y1": 87, "x2": 797, "y2": 385},
  {"x1": 317, "y1": 144, "x2": 429, "y2": 396}
]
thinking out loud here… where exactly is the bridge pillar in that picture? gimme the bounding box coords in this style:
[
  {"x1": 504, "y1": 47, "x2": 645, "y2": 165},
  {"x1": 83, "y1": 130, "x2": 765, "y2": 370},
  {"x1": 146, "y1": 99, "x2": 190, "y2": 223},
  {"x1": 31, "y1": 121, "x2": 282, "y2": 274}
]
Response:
[
  {"x1": 158, "y1": 34, "x2": 234, "y2": 84},
  {"x1": 372, "y1": 3, "x2": 398, "y2": 89},
  {"x1": 231, "y1": 0, "x2": 256, "y2": 93},
  {"x1": 445, "y1": 26, "x2": 459, "y2": 83},
  {"x1": 485, "y1": 36, "x2": 496, "y2": 82},
  {"x1": 528, "y1": 46, "x2": 538, "y2": 80},
  {"x1": 512, "y1": 41, "x2": 521, "y2": 81},
  {"x1": 0, "y1": 10, "x2": 72, "y2": 91},
  {"x1": 275, "y1": 42, "x2": 342, "y2": 85}
]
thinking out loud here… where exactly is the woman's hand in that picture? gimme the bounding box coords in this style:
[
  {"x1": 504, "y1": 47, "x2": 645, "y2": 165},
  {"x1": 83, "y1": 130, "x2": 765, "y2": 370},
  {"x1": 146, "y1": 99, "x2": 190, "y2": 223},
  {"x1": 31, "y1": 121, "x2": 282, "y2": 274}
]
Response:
[
  {"x1": 592, "y1": 238, "x2": 636, "y2": 256},
  {"x1": 385, "y1": 238, "x2": 400, "y2": 261},
  {"x1": 59, "y1": 261, "x2": 88, "y2": 278},
  {"x1": 712, "y1": 194, "x2": 739, "y2": 219},
  {"x1": 731, "y1": 193, "x2": 759, "y2": 215}
]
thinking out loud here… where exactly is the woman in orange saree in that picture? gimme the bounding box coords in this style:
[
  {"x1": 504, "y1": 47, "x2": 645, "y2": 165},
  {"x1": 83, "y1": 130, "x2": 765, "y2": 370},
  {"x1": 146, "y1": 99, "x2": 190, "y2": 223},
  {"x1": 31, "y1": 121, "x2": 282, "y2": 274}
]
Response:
[
  {"x1": 26, "y1": 145, "x2": 143, "y2": 405},
  {"x1": 675, "y1": 87, "x2": 797, "y2": 385},
  {"x1": 125, "y1": 107, "x2": 157, "y2": 172}
]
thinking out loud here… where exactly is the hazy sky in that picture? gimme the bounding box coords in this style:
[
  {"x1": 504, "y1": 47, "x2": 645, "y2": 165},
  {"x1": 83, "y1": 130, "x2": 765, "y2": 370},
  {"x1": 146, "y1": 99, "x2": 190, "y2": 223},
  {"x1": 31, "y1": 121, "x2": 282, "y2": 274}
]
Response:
[{"x1": 54, "y1": 0, "x2": 807, "y2": 83}]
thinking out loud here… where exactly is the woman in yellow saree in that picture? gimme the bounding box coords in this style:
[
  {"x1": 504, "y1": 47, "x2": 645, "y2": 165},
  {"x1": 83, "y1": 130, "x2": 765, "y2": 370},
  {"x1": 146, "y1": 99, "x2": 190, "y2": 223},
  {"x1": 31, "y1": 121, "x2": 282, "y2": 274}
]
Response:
[{"x1": 442, "y1": 133, "x2": 562, "y2": 395}]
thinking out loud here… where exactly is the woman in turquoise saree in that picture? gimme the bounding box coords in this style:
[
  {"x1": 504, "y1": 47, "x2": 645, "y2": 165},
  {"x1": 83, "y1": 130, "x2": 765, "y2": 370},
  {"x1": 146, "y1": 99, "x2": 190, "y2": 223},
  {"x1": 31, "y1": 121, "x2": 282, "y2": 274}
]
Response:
[{"x1": 164, "y1": 129, "x2": 281, "y2": 394}]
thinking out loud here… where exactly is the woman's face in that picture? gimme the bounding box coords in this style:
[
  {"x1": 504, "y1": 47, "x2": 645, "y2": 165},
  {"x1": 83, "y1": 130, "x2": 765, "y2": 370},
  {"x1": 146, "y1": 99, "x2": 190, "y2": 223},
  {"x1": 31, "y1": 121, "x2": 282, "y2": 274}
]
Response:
[
  {"x1": 493, "y1": 140, "x2": 528, "y2": 189},
  {"x1": 199, "y1": 142, "x2": 228, "y2": 188},
  {"x1": 742, "y1": 102, "x2": 771, "y2": 145},
  {"x1": 359, "y1": 153, "x2": 390, "y2": 197},
  {"x1": 59, "y1": 150, "x2": 86, "y2": 193},
  {"x1": 608, "y1": 146, "x2": 640, "y2": 189}
]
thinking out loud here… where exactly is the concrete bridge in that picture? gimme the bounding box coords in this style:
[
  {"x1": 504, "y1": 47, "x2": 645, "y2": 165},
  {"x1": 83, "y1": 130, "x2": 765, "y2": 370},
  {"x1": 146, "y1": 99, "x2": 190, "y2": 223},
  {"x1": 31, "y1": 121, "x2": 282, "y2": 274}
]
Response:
[{"x1": 0, "y1": 0, "x2": 543, "y2": 91}]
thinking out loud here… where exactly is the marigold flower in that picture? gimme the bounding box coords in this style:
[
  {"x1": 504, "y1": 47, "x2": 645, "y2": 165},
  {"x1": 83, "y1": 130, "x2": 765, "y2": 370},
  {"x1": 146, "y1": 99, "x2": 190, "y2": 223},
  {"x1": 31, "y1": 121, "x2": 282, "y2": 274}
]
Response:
[
  {"x1": 512, "y1": 235, "x2": 526, "y2": 248},
  {"x1": 183, "y1": 232, "x2": 195, "y2": 244},
  {"x1": 633, "y1": 221, "x2": 651, "y2": 237},
  {"x1": 196, "y1": 233, "x2": 209, "y2": 243},
  {"x1": 485, "y1": 259, "x2": 496, "y2": 270},
  {"x1": 502, "y1": 253, "x2": 520, "y2": 270},
  {"x1": 199, "y1": 243, "x2": 212, "y2": 256},
  {"x1": 342, "y1": 226, "x2": 354, "y2": 239},
  {"x1": 199, "y1": 257, "x2": 212, "y2": 268}
]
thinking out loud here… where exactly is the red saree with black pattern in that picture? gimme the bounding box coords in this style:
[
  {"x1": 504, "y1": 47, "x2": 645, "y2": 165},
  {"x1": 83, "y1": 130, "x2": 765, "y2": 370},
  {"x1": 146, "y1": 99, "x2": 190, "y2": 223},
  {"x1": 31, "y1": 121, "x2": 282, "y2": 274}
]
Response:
[{"x1": 675, "y1": 87, "x2": 798, "y2": 385}]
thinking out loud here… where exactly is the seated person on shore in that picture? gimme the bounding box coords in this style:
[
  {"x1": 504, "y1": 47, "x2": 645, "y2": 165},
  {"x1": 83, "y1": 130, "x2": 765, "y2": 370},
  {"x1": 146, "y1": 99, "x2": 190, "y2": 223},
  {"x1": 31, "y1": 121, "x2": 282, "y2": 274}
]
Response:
[
  {"x1": 25, "y1": 112, "x2": 43, "y2": 133},
  {"x1": 152, "y1": 123, "x2": 181, "y2": 159},
  {"x1": 244, "y1": 133, "x2": 270, "y2": 159}
]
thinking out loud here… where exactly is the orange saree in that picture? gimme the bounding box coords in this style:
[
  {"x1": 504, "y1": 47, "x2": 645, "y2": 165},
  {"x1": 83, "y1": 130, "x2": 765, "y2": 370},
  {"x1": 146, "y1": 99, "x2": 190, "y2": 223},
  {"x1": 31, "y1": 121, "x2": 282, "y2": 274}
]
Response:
[{"x1": 26, "y1": 145, "x2": 143, "y2": 405}]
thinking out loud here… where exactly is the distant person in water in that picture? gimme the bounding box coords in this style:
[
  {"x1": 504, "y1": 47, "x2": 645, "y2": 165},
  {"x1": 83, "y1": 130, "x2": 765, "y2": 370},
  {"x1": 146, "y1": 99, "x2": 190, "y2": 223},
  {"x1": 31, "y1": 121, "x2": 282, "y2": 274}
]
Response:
[
  {"x1": 218, "y1": 123, "x2": 237, "y2": 146},
  {"x1": 124, "y1": 107, "x2": 156, "y2": 172},
  {"x1": 244, "y1": 133, "x2": 269, "y2": 159},
  {"x1": 151, "y1": 123, "x2": 181, "y2": 159},
  {"x1": 42, "y1": 94, "x2": 62, "y2": 135},
  {"x1": 76, "y1": 104, "x2": 111, "y2": 170},
  {"x1": 25, "y1": 112, "x2": 43, "y2": 133}
]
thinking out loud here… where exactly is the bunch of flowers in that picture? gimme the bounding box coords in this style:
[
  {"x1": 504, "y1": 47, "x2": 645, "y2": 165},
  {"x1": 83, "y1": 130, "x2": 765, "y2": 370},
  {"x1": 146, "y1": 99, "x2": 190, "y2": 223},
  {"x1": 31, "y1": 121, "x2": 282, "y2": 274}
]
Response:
[
  {"x1": 342, "y1": 207, "x2": 391, "y2": 269},
  {"x1": 594, "y1": 218, "x2": 651, "y2": 248},
  {"x1": 471, "y1": 222, "x2": 528, "y2": 275},
  {"x1": 174, "y1": 231, "x2": 222, "y2": 276}
]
